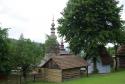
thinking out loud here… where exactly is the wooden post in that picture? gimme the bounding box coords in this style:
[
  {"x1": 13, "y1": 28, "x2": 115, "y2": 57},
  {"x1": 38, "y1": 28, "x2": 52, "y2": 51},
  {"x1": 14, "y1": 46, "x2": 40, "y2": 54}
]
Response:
[
  {"x1": 32, "y1": 71, "x2": 37, "y2": 82},
  {"x1": 33, "y1": 74, "x2": 36, "y2": 82}
]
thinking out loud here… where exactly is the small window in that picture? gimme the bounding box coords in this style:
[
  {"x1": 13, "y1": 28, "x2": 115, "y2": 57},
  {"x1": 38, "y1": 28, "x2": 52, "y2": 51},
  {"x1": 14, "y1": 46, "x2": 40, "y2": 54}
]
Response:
[{"x1": 52, "y1": 64, "x2": 58, "y2": 69}]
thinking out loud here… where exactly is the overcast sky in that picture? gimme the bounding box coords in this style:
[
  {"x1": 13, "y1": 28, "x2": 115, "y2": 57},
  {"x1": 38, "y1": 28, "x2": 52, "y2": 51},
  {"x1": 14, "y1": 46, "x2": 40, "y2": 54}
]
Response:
[{"x1": 0, "y1": 0, "x2": 125, "y2": 43}]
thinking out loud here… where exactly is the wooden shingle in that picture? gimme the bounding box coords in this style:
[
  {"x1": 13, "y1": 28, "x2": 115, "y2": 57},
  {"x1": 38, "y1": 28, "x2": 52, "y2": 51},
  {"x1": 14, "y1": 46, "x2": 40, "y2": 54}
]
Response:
[{"x1": 42, "y1": 55, "x2": 87, "y2": 69}]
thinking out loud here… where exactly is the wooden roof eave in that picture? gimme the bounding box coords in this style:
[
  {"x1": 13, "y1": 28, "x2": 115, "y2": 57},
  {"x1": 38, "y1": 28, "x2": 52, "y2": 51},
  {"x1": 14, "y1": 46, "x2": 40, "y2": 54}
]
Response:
[
  {"x1": 61, "y1": 66, "x2": 88, "y2": 70},
  {"x1": 41, "y1": 58, "x2": 52, "y2": 68},
  {"x1": 116, "y1": 54, "x2": 125, "y2": 56}
]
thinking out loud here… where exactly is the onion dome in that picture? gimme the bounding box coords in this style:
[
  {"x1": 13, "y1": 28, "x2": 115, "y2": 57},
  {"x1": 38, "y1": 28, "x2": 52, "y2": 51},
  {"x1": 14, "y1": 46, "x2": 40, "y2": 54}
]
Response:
[{"x1": 50, "y1": 17, "x2": 57, "y2": 39}]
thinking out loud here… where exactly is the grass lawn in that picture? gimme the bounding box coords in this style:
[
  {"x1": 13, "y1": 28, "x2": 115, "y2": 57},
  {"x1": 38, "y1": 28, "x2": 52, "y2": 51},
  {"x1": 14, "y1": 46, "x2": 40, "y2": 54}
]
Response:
[{"x1": 29, "y1": 70, "x2": 125, "y2": 84}]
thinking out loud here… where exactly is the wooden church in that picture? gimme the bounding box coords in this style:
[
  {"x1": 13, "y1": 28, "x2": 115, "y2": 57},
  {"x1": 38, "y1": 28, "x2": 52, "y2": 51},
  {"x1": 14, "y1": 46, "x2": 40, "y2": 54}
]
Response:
[{"x1": 39, "y1": 19, "x2": 87, "y2": 82}]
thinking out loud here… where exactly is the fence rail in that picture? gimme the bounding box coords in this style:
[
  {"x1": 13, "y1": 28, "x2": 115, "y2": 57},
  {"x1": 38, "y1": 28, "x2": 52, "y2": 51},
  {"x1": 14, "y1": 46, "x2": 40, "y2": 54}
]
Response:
[{"x1": 0, "y1": 74, "x2": 43, "y2": 84}]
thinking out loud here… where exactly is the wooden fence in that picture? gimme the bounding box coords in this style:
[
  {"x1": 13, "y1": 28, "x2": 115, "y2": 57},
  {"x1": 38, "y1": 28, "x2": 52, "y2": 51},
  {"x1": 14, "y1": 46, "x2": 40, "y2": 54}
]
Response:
[{"x1": 0, "y1": 73, "x2": 43, "y2": 84}]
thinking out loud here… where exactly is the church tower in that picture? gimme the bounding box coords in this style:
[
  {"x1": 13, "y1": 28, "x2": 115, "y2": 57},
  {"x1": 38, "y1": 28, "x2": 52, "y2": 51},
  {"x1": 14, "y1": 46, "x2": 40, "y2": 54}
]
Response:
[
  {"x1": 50, "y1": 17, "x2": 56, "y2": 39},
  {"x1": 46, "y1": 17, "x2": 59, "y2": 56},
  {"x1": 59, "y1": 38, "x2": 69, "y2": 55},
  {"x1": 60, "y1": 38, "x2": 65, "y2": 51},
  {"x1": 49, "y1": 17, "x2": 69, "y2": 56}
]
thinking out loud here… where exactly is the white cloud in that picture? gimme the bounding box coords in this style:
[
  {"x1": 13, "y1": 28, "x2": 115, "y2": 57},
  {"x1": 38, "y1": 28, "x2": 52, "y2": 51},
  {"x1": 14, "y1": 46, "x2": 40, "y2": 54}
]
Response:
[
  {"x1": 0, "y1": 0, "x2": 124, "y2": 43},
  {"x1": 0, "y1": 0, "x2": 68, "y2": 42},
  {"x1": 119, "y1": 0, "x2": 125, "y2": 20}
]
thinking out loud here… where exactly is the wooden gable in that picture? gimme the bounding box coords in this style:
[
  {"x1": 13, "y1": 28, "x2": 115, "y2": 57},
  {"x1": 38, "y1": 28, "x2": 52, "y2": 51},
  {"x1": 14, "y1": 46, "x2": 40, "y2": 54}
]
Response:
[{"x1": 42, "y1": 59, "x2": 60, "y2": 69}]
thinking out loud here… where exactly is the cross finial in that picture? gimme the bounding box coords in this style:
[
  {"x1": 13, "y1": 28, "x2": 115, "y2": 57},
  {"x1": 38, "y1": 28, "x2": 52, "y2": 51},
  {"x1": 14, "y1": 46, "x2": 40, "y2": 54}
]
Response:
[{"x1": 52, "y1": 15, "x2": 54, "y2": 22}]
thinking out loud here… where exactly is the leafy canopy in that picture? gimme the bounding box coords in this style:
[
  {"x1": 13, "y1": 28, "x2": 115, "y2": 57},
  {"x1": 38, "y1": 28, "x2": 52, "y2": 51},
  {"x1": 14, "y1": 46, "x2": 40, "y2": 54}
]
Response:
[
  {"x1": 11, "y1": 34, "x2": 44, "y2": 68},
  {"x1": 58, "y1": 0, "x2": 125, "y2": 57}
]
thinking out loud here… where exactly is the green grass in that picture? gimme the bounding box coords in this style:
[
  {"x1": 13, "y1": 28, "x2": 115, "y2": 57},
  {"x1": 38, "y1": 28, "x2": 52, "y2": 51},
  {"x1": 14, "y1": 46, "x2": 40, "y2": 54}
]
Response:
[{"x1": 29, "y1": 70, "x2": 125, "y2": 84}]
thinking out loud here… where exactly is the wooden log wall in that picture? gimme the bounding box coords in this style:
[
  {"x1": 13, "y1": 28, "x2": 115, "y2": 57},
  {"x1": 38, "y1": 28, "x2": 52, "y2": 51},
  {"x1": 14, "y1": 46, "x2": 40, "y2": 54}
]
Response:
[
  {"x1": 62, "y1": 68, "x2": 81, "y2": 81},
  {"x1": 43, "y1": 68, "x2": 62, "y2": 82}
]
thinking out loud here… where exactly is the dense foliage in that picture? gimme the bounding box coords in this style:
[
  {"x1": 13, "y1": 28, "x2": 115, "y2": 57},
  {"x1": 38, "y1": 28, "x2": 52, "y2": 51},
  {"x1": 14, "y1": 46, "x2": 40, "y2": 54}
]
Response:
[
  {"x1": 0, "y1": 27, "x2": 45, "y2": 78},
  {"x1": 8, "y1": 34, "x2": 45, "y2": 79},
  {"x1": 58, "y1": 0, "x2": 125, "y2": 58},
  {"x1": 0, "y1": 27, "x2": 11, "y2": 75}
]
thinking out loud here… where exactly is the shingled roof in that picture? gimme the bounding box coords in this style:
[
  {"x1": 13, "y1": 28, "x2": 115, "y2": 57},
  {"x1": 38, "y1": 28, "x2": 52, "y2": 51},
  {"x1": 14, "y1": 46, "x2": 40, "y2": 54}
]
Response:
[{"x1": 41, "y1": 55, "x2": 87, "y2": 69}]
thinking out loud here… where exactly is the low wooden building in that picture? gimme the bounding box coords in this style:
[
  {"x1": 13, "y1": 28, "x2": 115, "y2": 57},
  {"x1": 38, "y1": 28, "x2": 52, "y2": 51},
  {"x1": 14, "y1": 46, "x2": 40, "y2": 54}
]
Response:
[
  {"x1": 117, "y1": 45, "x2": 125, "y2": 68},
  {"x1": 41, "y1": 55, "x2": 87, "y2": 82}
]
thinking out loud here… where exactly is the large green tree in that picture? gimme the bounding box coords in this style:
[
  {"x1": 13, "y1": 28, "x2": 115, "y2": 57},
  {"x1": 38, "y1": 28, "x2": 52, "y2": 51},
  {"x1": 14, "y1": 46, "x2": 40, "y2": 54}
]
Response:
[
  {"x1": 58, "y1": 0, "x2": 125, "y2": 58},
  {"x1": 9, "y1": 34, "x2": 44, "y2": 81},
  {"x1": 0, "y1": 27, "x2": 11, "y2": 75}
]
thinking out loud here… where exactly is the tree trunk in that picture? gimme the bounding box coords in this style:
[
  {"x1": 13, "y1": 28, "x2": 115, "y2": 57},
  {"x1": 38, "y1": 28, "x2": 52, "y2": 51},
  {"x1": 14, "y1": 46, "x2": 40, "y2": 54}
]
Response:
[
  {"x1": 86, "y1": 66, "x2": 89, "y2": 77},
  {"x1": 22, "y1": 65, "x2": 29, "y2": 84},
  {"x1": 93, "y1": 57, "x2": 97, "y2": 73},
  {"x1": 114, "y1": 45, "x2": 118, "y2": 71}
]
